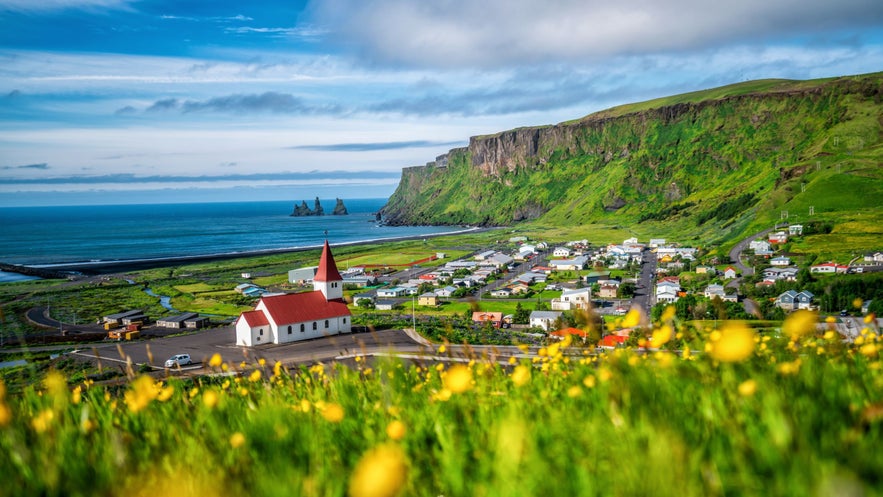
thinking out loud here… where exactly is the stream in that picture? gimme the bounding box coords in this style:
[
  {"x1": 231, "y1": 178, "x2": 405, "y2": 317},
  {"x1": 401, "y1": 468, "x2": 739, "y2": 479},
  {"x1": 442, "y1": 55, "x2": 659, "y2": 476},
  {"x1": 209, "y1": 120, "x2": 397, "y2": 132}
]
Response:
[{"x1": 124, "y1": 278, "x2": 178, "y2": 312}]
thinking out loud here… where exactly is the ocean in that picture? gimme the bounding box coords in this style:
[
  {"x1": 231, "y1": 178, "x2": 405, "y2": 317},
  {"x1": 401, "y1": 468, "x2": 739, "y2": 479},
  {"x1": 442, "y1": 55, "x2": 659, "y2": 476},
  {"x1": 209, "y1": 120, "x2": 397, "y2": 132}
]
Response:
[{"x1": 0, "y1": 199, "x2": 463, "y2": 278}]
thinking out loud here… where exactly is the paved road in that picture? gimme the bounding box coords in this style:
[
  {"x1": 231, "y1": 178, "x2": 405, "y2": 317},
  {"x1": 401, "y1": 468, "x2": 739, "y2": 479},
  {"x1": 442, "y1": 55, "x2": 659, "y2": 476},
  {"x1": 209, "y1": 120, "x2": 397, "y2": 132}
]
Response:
[
  {"x1": 631, "y1": 248, "x2": 657, "y2": 314},
  {"x1": 726, "y1": 224, "x2": 784, "y2": 289}
]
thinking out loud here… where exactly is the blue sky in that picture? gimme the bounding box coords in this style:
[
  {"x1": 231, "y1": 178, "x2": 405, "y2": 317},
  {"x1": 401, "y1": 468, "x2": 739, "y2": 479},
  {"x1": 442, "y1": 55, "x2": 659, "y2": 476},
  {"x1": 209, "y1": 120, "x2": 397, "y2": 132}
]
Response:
[{"x1": 1, "y1": 0, "x2": 882, "y2": 206}]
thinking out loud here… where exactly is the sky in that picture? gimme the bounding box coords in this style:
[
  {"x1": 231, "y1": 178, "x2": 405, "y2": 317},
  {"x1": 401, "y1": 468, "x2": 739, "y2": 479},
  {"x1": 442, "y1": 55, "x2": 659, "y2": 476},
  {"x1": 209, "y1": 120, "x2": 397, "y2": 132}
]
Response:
[{"x1": 1, "y1": 0, "x2": 882, "y2": 206}]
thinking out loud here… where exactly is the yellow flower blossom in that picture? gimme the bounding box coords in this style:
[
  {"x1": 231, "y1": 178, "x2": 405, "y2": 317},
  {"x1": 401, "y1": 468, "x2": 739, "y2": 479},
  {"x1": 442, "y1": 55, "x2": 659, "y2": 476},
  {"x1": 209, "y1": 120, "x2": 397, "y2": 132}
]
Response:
[
  {"x1": 507, "y1": 356, "x2": 517, "y2": 365},
  {"x1": 323, "y1": 403, "x2": 345, "y2": 423},
  {"x1": 583, "y1": 375, "x2": 596, "y2": 388},
  {"x1": 709, "y1": 322, "x2": 756, "y2": 363},
  {"x1": 125, "y1": 375, "x2": 160, "y2": 413},
  {"x1": 208, "y1": 353, "x2": 223, "y2": 367},
  {"x1": 511, "y1": 365, "x2": 530, "y2": 387},
  {"x1": 438, "y1": 344, "x2": 446, "y2": 354},
  {"x1": 157, "y1": 385, "x2": 175, "y2": 402},
  {"x1": 249, "y1": 370, "x2": 262, "y2": 382},
  {"x1": 661, "y1": 305, "x2": 676, "y2": 322},
  {"x1": 258, "y1": 358, "x2": 266, "y2": 367},
  {"x1": 652, "y1": 325, "x2": 674, "y2": 347},
  {"x1": 778, "y1": 359, "x2": 802, "y2": 375},
  {"x1": 32, "y1": 409, "x2": 55, "y2": 433},
  {"x1": 0, "y1": 402, "x2": 11, "y2": 428},
  {"x1": 71, "y1": 385, "x2": 82, "y2": 405},
  {"x1": 860, "y1": 343, "x2": 878, "y2": 357},
  {"x1": 443, "y1": 365, "x2": 473, "y2": 394},
  {"x1": 783, "y1": 310, "x2": 818, "y2": 340},
  {"x1": 622, "y1": 308, "x2": 642, "y2": 328},
  {"x1": 203, "y1": 389, "x2": 219, "y2": 409},
  {"x1": 865, "y1": 313, "x2": 876, "y2": 324},
  {"x1": 567, "y1": 385, "x2": 583, "y2": 398},
  {"x1": 823, "y1": 330, "x2": 837, "y2": 340},
  {"x1": 189, "y1": 387, "x2": 199, "y2": 399},
  {"x1": 348, "y1": 444, "x2": 408, "y2": 497},
  {"x1": 738, "y1": 379, "x2": 757, "y2": 397},
  {"x1": 230, "y1": 432, "x2": 246, "y2": 449},
  {"x1": 273, "y1": 361, "x2": 283, "y2": 377},
  {"x1": 386, "y1": 420, "x2": 407, "y2": 441},
  {"x1": 433, "y1": 389, "x2": 452, "y2": 402},
  {"x1": 853, "y1": 298, "x2": 864, "y2": 309}
]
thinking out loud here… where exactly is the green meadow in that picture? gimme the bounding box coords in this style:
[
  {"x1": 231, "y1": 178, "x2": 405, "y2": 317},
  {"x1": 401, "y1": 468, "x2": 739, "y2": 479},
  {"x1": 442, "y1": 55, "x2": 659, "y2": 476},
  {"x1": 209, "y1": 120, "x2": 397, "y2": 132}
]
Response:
[{"x1": 1, "y1": 315, "x2": 881, "y2": 497}]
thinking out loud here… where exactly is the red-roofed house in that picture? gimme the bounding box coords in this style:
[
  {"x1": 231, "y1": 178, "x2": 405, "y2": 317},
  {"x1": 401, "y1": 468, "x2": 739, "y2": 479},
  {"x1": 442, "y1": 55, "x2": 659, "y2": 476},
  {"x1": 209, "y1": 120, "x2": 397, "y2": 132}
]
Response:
[
  {"x1": 472, "y1": 312, "x2": 504, "y2": 328},
  {"x1": 235, "y1": 240, "x2": 352, "y2": 346},
  {"x1": 551, "y1": 327, "x2": 587, "y2": 339},
  {"x1": 598, "y1": 335, "x2": 628, "y2": 349}
]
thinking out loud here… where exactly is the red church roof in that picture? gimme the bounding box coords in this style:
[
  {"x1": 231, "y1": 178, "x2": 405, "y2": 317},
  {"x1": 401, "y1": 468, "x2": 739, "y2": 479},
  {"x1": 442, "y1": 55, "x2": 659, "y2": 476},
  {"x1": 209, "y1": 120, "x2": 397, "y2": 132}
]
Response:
[
  {"x1": 259, "y1": 291, "x2": 350, "y2": 324},
  {"x1": 314, "y1": 240, "x2": 342, "y2": 282},
  {"x1": 238, "y1": 310, "x2": 269, "y2": 328}
]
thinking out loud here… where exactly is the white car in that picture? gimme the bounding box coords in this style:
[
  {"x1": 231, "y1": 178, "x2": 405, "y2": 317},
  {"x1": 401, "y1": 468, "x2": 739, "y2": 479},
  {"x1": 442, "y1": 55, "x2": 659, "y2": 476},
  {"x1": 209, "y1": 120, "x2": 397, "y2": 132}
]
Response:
[{"x1": 164, "y1": 354, "x2": 192, "y2": 368}]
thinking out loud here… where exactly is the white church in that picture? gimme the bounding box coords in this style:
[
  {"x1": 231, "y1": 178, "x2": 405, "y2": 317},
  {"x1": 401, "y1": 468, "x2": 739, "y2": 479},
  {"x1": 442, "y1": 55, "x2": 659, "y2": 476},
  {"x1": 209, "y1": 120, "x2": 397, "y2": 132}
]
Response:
[{"x1": 235, "y1": 240, "x2": 352, "y2": 346}]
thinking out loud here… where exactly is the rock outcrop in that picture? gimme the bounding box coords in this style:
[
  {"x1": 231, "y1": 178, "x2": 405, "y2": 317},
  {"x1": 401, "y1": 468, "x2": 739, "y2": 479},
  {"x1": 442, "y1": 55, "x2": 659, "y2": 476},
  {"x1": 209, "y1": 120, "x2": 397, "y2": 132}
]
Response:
[
  {"x1": 332, "y1": 198, "x2": 348, "y2": 215},
  {"x1": 290, "y1": 197, "x2": 348, "y2": 216}
]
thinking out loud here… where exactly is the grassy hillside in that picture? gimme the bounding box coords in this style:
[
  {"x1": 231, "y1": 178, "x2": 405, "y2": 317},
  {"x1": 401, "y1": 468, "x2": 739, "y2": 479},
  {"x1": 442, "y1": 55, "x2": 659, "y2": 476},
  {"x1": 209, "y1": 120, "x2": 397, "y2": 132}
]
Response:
[{"x1": 382, "y1": 73, "x2": 883, "y2": 250}]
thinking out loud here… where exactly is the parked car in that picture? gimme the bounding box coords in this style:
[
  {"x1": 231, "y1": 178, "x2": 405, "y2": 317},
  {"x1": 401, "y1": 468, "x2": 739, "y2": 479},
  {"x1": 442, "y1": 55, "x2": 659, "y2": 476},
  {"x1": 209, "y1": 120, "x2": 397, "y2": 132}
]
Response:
[{"x1": 165, "y1": 354, "x2": 192, "y2": 368}]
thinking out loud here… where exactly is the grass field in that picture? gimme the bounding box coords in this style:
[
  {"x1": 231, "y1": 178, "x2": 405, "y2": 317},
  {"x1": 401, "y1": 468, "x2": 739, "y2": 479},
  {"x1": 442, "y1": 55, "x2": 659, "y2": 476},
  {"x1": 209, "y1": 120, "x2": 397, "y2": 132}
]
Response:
[{"x1": 1, "y1": 313, "x2": 880, "y2": 496}]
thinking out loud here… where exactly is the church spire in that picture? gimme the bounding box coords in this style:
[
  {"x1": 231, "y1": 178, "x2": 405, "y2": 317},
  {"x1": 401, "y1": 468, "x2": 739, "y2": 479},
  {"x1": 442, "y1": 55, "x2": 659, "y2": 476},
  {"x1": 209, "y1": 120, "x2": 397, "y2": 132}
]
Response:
[{"x1": 314, "y1": 240, "x2": 342, "y2": 282}]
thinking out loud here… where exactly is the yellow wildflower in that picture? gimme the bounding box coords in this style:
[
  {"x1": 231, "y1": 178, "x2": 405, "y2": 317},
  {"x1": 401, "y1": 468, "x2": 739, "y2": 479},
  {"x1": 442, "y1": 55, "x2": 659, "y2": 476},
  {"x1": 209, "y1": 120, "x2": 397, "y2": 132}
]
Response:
[
  {"x1": 622, "y1": 308, "x2": 642, "y2": 328},
  {"x1": 508, "y1": 356, "x2": 517, "y2": 365},
  {"x1": 157, "y1": 385, "x2": 175, "y2": 402},
  {"x1": 203, "y1": 389, "x2": 219, "y2": 409},
  {"x1": 783, "y1": 310, "x2": 818, "y2": 340},
  {"x1": 273, "y1": 361, "x2": 283, "y2": 377},
  {"x1": 738, "y1": 379, "x2": 757, "y2": 397},
  {"x1": 651, "y1": 325, "x2": 674, "y2": 347},
  {"x1": 348, "y1": 444, "x2": 408, "y2": 497},
  {"x1": 258, "y1": 358, "x2": 266, "y2": 367},
  {"x1": 853, "y1": 298, "x2": 864, "y2": 309},
  {"x1": 31, "y1": 409, "x2": 54, "y2": 433},
  {"x1": 230, "y1": 432, "x2": 246, "y2": 449},
  {"x1": 43, "y1": 370, "x2": 67, "y2": 401},
  {"x1": 124, "y1": 375, "x2": 160, "y2": 413},
  {"x1": 865, "y1": 313, "x2": 876, "y2": 324},
  {"x1": 709, "y1": 322, "x2": 756, "y2": 363},
  {"x1": 511, "y1": 365, "x2": 530, "y2": 387},
  {"x1": 249, "y1": 369, "x2": 262, "y2": 383},
  {"x1": 71, "y1": 385, "x2": 82, "y2": 405},
  {"x1": 0, "y1": 402, "x2": 11, "y2": 428},
  {"x1": 778, "y1": 359, "x2": 802, "y2": 375},
  {"x1": 661, "y1": 305, "x2": 676, "y2": 322},
  {"x1": 433, "y1": 389, "x2": 452, "y2": 402},
  {"x1": 861, "y1": 343, "x2": 878, "y2": 357},
  {"x1": 300, "y1": 399, "x2": 311, "y2": 412},
  {"x1": 323, "y1": 403, "x2": 345, "y2": 423},
  {"x1": 208, "y1": 353, "x2": 223, "y2": 368},
  {"x1": 386, "y1": 420, "x2": 407, "y2": 441},
  {"x1": 443, "y1": 365, "x2": 473, "y2": 394},
  {"x1": 438, "y1": 344, "x2": 446, "y2": 354},
  {"x1": 583, "y1": 375, "x2": 596, "y2": 388},
  {"x1": 189, "y1": 387, "x2": 199, "y2": 399},
  {"x1": 567, "y1": 385, "x2": 583, "y2": 398}
]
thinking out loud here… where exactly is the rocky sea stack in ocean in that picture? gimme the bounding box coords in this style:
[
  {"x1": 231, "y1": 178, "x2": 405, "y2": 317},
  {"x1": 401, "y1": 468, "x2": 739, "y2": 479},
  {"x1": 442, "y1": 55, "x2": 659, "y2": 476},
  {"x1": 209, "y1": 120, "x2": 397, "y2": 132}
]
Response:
[{"x1": 290, "y1": 197, "x2": 348, "y2": 216}]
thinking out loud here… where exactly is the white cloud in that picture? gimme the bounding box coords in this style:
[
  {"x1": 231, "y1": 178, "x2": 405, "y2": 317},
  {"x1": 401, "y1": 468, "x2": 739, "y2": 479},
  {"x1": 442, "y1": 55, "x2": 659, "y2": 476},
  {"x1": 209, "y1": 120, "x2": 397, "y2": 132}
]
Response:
[{"x1": 310, "y1": 0, "x2": 883, "y2": 68}]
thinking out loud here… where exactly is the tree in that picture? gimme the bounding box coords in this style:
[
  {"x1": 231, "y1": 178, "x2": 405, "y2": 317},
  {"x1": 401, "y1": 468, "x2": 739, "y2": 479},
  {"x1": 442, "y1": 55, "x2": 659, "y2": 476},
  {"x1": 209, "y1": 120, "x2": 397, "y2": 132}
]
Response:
[
  {"x1": 535, "y1": 301, "x2": 550, "y2": 311},
  {"x1": 513, "y1": 302, "x2": 530, "y2": 324},
  {"x1": 619, "y1": 282, "x2": 636, "y2": 299}
]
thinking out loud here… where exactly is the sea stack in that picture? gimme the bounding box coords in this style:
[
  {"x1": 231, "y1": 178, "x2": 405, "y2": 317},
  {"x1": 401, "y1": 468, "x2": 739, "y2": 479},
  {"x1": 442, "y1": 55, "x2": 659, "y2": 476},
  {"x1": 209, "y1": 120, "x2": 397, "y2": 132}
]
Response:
[{"x1": 332, "y1": 198, "x2": 348, "y2": 215}]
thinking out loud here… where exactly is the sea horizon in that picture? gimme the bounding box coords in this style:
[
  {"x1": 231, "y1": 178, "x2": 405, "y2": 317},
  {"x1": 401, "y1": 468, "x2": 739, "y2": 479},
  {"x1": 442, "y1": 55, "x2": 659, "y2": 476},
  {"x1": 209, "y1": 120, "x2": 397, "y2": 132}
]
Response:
[{"x1": 0, "y1": 199, "x2": 467, "y2": 272}]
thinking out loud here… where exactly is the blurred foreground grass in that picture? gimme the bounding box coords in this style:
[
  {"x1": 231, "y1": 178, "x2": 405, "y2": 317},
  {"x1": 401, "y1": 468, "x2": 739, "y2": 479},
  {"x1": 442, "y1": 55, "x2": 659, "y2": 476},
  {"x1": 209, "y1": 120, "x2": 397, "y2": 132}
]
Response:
[{"x1": 1, "y1": 312, "x2": 881, "y2": 497}]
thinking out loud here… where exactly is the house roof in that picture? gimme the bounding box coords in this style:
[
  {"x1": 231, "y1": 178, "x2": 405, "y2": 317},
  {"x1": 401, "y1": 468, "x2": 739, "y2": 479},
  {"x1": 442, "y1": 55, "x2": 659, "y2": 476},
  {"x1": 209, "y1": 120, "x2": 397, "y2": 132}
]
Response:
[
  {"x1": 599, "y1": 335, "x2": 628, "y2": 347},
  {"x1": 238, "y1": 310, "x2": 270, "y2": 328},
  {"x1": 551, "y1": 327, "x2": 587, "y2": 338},
  {"x1": 313, "y1": 240, "x2": 342, "y2": 282},
  {"x1": 530, "y1": 310, "x2": 562, "y2": 320},
  {"x1": 258, "y1": 291, "x2": 350, "y2": 325},
  {"x1": 473, "y1": 312, "x2": 503, "y2": 322}
]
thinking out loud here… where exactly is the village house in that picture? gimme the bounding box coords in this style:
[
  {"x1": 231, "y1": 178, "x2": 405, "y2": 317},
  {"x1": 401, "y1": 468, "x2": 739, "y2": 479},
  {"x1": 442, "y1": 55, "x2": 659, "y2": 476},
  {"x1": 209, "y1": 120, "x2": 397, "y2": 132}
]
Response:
[
  {"x1": 549, "y1": 255, "x2": 588, "y2": 271},
  {"x1": 352, "y1": 293, "x2": 374, "y2": 306},
  {"x1": 775, "y1": 290, "x2": 815, "y2": 311},
  {"x1": 435, "y1": 286, "x2": 459, "y2": 298},
  {"x1": 598, "y1": 284, "x2": 619, "y2": 299},
  {"x1": 704, "y1": 284, "x2": 726, "y2": 299},
  {"x1": 529, "y1": 310, "x2": 563, "y2": 331},
  {"x1": 288, "y1": 266, "x2": 319, "y2": 284},
  {"x1": 551, "y1": 287, "x2": 591, "y2": 311},
  {"x1": 553, "y1": 247, "x2": 573, "y2": 258},
  {"x1": 417, "y1": 293, "x2": 438, "y2": 306},
  {"x1": 810, "y1": 262, "x2": 849, "y2": 274},
  {"x1": 374, "y1": 300, "x2": 396, "y2": 311},
  {"x1": 696, "y1": 265, "x2": 713, "y2": 274},
  {"x1": 649, "y1": 238, "x2": 666, "y2": 248},
  {"x1": 474, "y1": 250, "x2": 496, "y2": 261},
  {"x1": 490, "y1": 288, "x2": 513, "y2": 298},
  {"x1": 235, "y1": 241, "x2": 351, "y2": 347},
  {"x1": 724, "y1": 267, "x2": 738, "y2": 279},
  {"x1": 376, "y1": 287, "x2": 405, "y2": 298},
  {"x1": 863, "y1": 252, "x2": 883, "y2": 265},
  {"x1": 656, "y1": 280, "x2": 681, "y2": 304},
  {"x1": 788, "y1": 224, "x2": 803, "y2": 236},
  {"x1": 770, "y1": 256, "x2": 791, "y2": 266},
  {"x1": 472, "y1": 311, "x2": 504, "y2": 328},
  {"x1": 763, "y1": 267, "x2": 799, "y2": 282},
  {"x1": 769, "y1": 232, "x2": 788, "y2": 244}
]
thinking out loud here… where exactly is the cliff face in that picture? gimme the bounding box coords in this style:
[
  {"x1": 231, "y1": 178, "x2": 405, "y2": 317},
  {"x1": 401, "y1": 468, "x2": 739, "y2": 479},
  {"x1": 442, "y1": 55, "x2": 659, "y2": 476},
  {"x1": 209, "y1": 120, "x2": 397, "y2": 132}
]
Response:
[{"x1": 380, "y1": 73, "x2": 883, "y2": 236}]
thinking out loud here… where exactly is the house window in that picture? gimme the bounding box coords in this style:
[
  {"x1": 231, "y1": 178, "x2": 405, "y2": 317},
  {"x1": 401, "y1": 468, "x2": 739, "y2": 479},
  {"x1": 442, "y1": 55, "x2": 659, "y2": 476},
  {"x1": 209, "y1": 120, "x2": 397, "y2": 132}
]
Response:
[
  {"x1": 288, "y1": 325, "x2": 292, "y2": 335},
  {"x1": 259, "y1": 329, "x2": 263, "y2": 336},
  {"x1": 300, "y1": 323, "x2": 305, "y2": 332},
  {"x1": 312, "y1": 322, "x2": 317, "y2": 330},
  {"x1": 325, "y1": 320, "x2": 329, "y2": 328},
  {"x1": 343, "y1": 318, "x2": 346, "y2": 324}
]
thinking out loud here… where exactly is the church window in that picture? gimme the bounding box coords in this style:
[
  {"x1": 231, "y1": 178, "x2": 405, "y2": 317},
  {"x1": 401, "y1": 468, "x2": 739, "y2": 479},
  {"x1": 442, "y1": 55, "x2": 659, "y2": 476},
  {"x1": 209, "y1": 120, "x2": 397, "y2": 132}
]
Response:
[
  {"x1": 300, "y1": 323, "x2": 305, "y2": 332},
  {"x1": 325, "y1": 320, "x2": 329, "y2": 328},
  {"x1": 312, "y1": 322, "x2": 317, "y2": 330},
  {"x1": 288, "y1": 325, "x2": 292, "y2": 334}
]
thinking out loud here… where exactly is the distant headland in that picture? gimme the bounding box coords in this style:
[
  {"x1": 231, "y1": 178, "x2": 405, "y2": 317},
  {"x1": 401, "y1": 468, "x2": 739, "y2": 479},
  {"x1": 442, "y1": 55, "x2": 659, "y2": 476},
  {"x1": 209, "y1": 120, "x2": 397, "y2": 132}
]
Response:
[{"x1": 291, "y1": 197, "x2": 348, "y2": 217}]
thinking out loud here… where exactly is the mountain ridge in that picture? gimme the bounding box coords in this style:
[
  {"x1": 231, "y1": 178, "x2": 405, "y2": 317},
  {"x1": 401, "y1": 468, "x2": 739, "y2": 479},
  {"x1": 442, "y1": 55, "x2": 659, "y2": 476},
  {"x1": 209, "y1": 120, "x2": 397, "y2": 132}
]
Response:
[{"x1": 380, "y1": 72, "x2": 883, "y2": 247}]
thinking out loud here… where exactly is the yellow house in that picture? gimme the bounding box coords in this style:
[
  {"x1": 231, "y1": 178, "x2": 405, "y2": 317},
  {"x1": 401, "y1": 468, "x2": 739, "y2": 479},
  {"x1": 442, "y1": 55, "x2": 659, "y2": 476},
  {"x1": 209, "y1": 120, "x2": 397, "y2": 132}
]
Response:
[{"x1": 418, "y1": 293, "x2": 439, "y2": 306}]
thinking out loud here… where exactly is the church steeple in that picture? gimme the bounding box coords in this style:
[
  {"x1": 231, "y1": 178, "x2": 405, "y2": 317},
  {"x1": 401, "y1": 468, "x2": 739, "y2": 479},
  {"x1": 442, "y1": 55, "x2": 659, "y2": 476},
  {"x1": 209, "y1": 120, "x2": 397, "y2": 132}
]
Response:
[{"x1": 313, "y1": 240, "x2": 343, "y2": 301}]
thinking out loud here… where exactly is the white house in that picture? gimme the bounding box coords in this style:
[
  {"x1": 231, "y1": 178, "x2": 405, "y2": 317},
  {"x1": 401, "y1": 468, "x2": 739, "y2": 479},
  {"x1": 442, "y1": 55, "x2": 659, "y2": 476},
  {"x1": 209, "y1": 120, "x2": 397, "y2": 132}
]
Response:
[
  {"x1": 551, "y1": 287, "x2": 592, "y2": 311},
  {"x1": 529, "y1": 310, "x2": 563, "y2": 331},
  {"x1": 704, "y1": 284, "x2": 726, "y2": 299},
  {"x1": 377, "y1": 287, "x2": 405, "y2": 298},
  {"x1": 236, "y1": 241, "x2": 351, "y2": 347},
  {"x1": 788, "y1": 224, "x2": 803, "y2": 236},
  {"x1": 649, "y1": 238, "x2": 666, "y2": 248},
  {"x1": 553, "y1": 247, "x2": 572, "y2": 258},
  {"x1": 749, "y1": 240, "x2": 772, "y2": 252},
  {"x1": 769, "y1": 232, "x2": 788, "y2": 244},
  {"x1": 724, "y1": 267, "x2": 738, "y2": 279},
  {"x1": 811, "y1": 262, "x2": 849, "y2": 274},
  {"x1": 770, "y1": 256, "x2": 791, "y2": 266},
  {"x1": 775, "y1": 290, "x2": 815, "y2": 311},
  {"x1": 475, "y1": 250, "x2": 496, "y2": 261}
]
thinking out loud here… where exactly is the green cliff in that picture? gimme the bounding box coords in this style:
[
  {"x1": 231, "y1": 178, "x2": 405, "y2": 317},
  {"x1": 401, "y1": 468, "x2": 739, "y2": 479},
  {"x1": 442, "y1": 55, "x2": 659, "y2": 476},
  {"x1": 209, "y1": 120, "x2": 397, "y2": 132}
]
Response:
[{"x1": 381, "y1": 72, "x2": 883, "y2": 243}]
